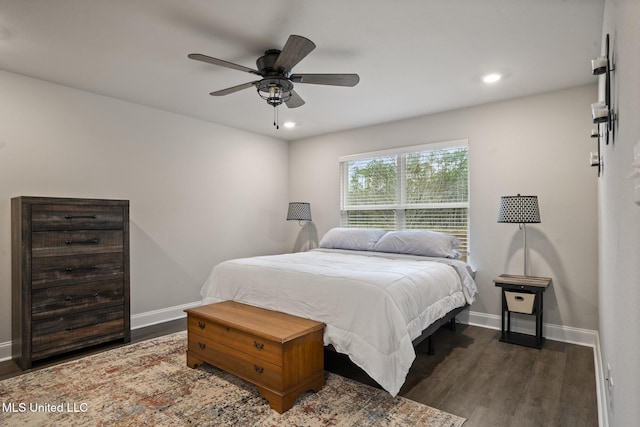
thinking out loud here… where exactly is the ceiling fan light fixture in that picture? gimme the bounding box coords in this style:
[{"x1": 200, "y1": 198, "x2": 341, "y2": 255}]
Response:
[{"x1": 257, "y1": 78, "x2": 293, "y2": 106}]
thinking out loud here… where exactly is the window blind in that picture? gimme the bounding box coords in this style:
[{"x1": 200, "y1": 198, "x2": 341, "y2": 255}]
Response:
[{"x1": 340, "y1": 141, "x2": 469, "y2": 252}]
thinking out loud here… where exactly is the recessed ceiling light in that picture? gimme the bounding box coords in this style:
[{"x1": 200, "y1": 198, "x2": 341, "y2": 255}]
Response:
[
  {"x1": 283, "y1": 121, "x2": 296, "y2": 128},
  {"x1": 482, "y1": 73, "x2": 502, "y2": 84}
]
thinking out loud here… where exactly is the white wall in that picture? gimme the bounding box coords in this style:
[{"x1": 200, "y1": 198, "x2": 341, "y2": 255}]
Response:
[
  {"x1": 0, "y1": 70, "x2": 290, "y2": 344},
  {"x1": 289, "y1": 84, "x2": 599, "y2": 332},
  {"x1": 599, "y1": 1, "x2": 640, "y2": 425}
]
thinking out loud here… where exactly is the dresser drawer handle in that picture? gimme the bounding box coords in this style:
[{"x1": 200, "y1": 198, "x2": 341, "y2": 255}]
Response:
[
  {"x1": 253, "y1": 364, "x2": 264, "y2": 374},
  {"x1": 64, "y1": 214, "x2": 97, "y2": 219},
  {"x1": 253, "y1": 340, "x2": 264, "y2": 350},
  {"x1": 198, "y1": 321, "x2": 206, "y2": 330},
  {"x1": 66, "y1": 321, "x2": 99, "y2": 331},
  {"x1": 198, "y1": 342, "x2": 206, "y2": 350},
  {"x1": 65, "y1": 238, "x2": 99, "y2": 245},
  {"x1": 64, "y1": 265, "x2": 99, "y2": 272},
  {"x1": 65, "y1": 292, "x2": 99, "y2": 301}
]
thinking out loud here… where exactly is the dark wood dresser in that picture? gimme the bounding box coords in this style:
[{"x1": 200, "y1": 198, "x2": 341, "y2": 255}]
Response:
[{"x1": 11, "y1": 196, "x2": 130, "y2": 369}]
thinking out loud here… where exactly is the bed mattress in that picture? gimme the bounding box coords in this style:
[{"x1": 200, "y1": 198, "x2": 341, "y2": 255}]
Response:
[{"x1": 200, "y1": 248, "x2": 477, "y2": 396}]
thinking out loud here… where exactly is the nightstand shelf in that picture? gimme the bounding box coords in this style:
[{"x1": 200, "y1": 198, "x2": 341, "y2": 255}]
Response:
[{"x1": 494, "y1": 274, "x2": 551, "y2": 349}]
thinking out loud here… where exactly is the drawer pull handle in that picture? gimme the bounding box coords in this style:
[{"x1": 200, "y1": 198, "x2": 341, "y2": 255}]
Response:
[
  {"x1": 253, "y1": 341, "x2": 264, "y2": 350},
  {"x1": 198, "y1": 342, "x2": 206, "y2": 350},
  {"x1": 66, "y1": 321, "x2": 99, "y2": 331},
  {"x1": 64, "y1": 265, "x2": 99, "y2": 272},
  {"x1": 515, "y1": 296, "x2": 525, "y2": 301},
  {"x1": 198, "y1": 321, "x2": 206, "y2": 329},
  {"x1": 66, "y1": 292, "x2": 99, "y2": 301},
  {"x1": 65, "y1": 238, "x2": 99, "y2": 245},
  {"x1": 64, "y1": 214, "x2": 97, "y2": 219},
  {"x1": 253, "y1": 365, "x2": 264, "y2": 374}
]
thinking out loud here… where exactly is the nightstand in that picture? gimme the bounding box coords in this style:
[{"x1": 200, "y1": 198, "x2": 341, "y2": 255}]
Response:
[{"x1": 494, "y1": 274, "x2": 552, "y2": 349}]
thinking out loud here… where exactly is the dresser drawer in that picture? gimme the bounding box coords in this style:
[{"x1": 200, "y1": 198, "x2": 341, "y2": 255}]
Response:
[
  {"x1": 32, "y1": 204, "x2": 124, "y2": 231},
  {"x1": 188, "y1": 333, "x2": 282, "y2": 390},
  {"x1": 32, "y1": 306, "x2": 124, "y2": 358},
  {"x1": 31, "y1": 280, "x2": 124, "y2": 320},
  {"x1": 32, "y1": 230, "x2": 123, "y2": 257},
  {"x1": 31, "y1": 252, "x2": 124, "y2": 289},
  {"x1": 188, "y1": 315, "x2": 282, "y2": 366}
]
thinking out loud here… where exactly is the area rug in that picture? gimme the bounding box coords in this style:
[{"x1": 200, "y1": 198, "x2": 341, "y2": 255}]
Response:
[{"x1": 0, "y1": 331, "x2": 465, "y2": 426}]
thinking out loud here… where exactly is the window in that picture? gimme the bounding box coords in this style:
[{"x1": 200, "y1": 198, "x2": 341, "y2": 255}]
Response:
[{"x1": 339, "y1": 140, "x2": 469, "y2": 252}]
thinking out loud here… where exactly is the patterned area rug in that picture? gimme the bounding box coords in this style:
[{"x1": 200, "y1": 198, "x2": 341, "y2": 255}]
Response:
[{"x1": 0, "y1": 331, "x2": 465, "y2": 426}]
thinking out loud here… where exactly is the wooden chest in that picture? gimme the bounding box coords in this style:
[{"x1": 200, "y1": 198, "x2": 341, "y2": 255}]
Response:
[
  {"x1": 185, "y1": 301, "x2": 325, "y2": 413},
  {"x1": 12, "y1": 196, "x2": 130, "y2": 369}
]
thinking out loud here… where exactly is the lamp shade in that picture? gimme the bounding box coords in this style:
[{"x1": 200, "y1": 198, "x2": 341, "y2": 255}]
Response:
[
  {"x1": 287, "y1": 202, "x2": 312, "y2": 221},
  {"x1": 497, "y1": 195, "x2": 540, "y2": 223}
]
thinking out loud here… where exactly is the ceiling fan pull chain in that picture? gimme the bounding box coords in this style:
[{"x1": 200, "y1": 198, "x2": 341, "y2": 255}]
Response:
[{"x1": 273, "y1": 105, "x2": 279, "y2": 129}]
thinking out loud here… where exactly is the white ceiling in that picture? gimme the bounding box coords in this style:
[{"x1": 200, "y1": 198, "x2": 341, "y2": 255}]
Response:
[{"x1": 0, "y1": 0, "x2": 604, "y2": 141}]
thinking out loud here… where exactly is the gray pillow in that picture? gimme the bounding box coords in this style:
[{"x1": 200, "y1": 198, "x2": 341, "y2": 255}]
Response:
[
  {"x1": 374, "y1": 230, "x2": 461, "y2": 258},
  {"x1": 318, "y1": 227, "x2": 387, "y2": 251}
]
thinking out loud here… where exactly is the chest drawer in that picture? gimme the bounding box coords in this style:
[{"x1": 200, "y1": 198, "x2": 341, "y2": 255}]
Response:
[
  {"x1": 31, "y1": 305, "x2": 124, "y2": 358},
  {"x1": 31, "y1": 280, "x2": 124, "y2": 320},
  {"x1": 188, "y1": 315, "x2": 282, "y2": 366},
  {"x1": 32, "y1": 204, "x2": 124, "y2": 231},
  {"x1": 188, "y1": 332, "x2": 282, "y2": 390},
  {"x1": 31, "y1": 252, "x2": 124, "y2": 289},
  {"x1": 32, "y1": 230, "x2": 123, "y2": 257}
]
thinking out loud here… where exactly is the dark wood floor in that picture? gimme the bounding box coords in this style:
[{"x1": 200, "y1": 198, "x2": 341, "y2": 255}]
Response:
[
  {"x1": 326, "y1": 323, "x2": 598, "y2": 427},
  {"x1": 0, "y1": 320, "x2": 598, "y2": 426}
]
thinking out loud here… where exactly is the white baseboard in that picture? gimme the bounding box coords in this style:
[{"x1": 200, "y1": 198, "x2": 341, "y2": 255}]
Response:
[
  {"x1": 0, "y1": 340, "x2": 10, "y2": 363},
  {"x1": 130, "y1": 301, "x2": 201, "y2": 330},
  {"x1": 593, "y1": 331, "x2": 609, "y2": 427},
  {"x1": 0, "y1": 301, "x2": 203, "y2": 363},
  {"x1": 457, "y1": 310, "x2": 598, "y2": 348}
]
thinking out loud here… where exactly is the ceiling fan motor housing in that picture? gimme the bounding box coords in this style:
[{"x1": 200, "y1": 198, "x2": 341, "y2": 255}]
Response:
[{"x1": 257, "y1": 49, "x2": 289, "y2": 77}]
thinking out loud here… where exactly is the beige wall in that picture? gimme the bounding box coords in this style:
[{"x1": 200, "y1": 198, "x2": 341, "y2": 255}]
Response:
[
  {"x1": 599, "y1": 0, "x2": 640, "y2": 424},
  {"x1": 288, "y1": 84, "x2": 599, "y2": 331},
  {"x1": 0, "y1": 70, "x2": 290, "y2": 344}
]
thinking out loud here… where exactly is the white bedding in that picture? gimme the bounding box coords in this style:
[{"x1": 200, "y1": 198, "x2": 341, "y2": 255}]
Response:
[{"x1": 200, "y1": 248, "x2": 477, "y2": 396}]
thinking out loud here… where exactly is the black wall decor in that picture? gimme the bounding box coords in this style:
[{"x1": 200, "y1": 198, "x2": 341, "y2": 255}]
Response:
[{"x1": 590, "y1": 33, "x2": 616, "y2": 177}]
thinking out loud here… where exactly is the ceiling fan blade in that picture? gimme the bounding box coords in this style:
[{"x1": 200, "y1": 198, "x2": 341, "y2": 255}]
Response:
[
  {"x1": 285, "y1": 90, "x2": 305, "y2": 108},
  {"x1": 273, "y1": 35, "x2": 316, "y2": 71},
  {"x1": 209, "y1": 81, "x2": 259, "y2": 96},
  {"x1": 290, "y1": 73, "x2": 360, "y2": 87},
  {"x1": 188, "y1": 53, "x2": 261, "y2": 76}
]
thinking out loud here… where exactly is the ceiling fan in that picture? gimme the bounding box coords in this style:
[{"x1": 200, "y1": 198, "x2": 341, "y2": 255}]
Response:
[{"x1": 188, "y1": 35, "x2": 359, "y2": 127}]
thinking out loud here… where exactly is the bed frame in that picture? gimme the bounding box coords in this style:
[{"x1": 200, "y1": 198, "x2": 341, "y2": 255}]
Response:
[
  {"x1": 412, "y1": 303, "x2": 469, "y2": 355},
  {"x1": 326, "y1": 303, "x2": 469, "y2": 356}
]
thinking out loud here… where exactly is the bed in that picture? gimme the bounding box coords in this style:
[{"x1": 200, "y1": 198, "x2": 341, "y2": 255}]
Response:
[{"x1": 200, "y1": 228, "x2": 477, "y2": 397}]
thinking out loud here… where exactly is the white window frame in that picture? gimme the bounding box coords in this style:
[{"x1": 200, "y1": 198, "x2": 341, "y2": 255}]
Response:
[{"x1": 339, "y1": 139, "x2": 469, "y2": 251}]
